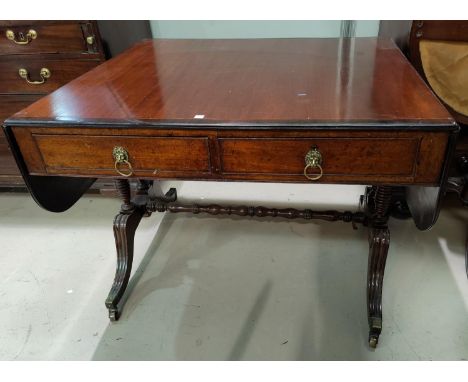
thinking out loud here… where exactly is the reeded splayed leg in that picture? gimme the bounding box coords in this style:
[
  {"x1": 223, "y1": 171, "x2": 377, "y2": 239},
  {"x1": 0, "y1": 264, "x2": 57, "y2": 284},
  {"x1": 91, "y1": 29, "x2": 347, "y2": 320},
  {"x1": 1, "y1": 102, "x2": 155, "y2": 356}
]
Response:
[
  {"x1": 365, "y1": 186, "x2": 393, "y2": 348},
  {"x1": 367, "y1": 227, "x2": 390, "y2": 348},
  {"x1": 105, "y1": 179, "x2": 144, "y2": 321},
  {"x1": 465, "y1": 233, "x2": 468, "y2": 278}
]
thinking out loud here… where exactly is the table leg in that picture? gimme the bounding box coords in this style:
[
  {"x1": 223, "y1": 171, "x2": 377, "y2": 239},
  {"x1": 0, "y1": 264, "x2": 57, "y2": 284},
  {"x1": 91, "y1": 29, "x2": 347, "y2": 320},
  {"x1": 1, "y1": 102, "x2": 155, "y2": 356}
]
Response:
[
  {"x1": 466, "y1": 232, "x2": 468, "y2": 278},
  {"x1": 365, "y1": 186, "x2": 392, "y2": 348},
  {"x1": 367, "y1": 227, "x2": 390, "y2": 348},
  {"x1": 105, "y1": 179, "x2": 144, "y2": 321}
]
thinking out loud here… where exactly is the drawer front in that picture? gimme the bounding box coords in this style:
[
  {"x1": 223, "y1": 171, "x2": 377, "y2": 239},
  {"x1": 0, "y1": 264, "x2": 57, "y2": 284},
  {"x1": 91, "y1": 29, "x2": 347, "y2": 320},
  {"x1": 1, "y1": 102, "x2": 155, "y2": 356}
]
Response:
[
  {"x1": 0, "y1": 58, "x2": 100, "y2": 94},
  {"x1": 30, "y1": 134, "x2": 212, "y2": 177},
  {"x1": 217, "y1": 134, "x2": 452, "y2": 184},
  {"x1": 0, "y1": 136, "x2": 20, "y2": 176},
  {"x1": 220, "y1": 138, "x2": 419, "y2": 176},
  {"x1": 0, "y1": 23, "x2": 92, "y2": 55},
  {"x1": 10, "y1": 127, "x2": 450, "y2": 185},
  {"x1": 0, "y1": 94, "x2": 43, "y2": 121}
]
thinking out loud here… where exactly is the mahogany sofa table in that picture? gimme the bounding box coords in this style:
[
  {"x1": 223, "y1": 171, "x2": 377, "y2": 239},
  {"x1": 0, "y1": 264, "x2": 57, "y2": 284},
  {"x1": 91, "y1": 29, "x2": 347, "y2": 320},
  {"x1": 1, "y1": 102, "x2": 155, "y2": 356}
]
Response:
[{"x1": 3, "y1": 38, "x2": 457, "y2": 348}]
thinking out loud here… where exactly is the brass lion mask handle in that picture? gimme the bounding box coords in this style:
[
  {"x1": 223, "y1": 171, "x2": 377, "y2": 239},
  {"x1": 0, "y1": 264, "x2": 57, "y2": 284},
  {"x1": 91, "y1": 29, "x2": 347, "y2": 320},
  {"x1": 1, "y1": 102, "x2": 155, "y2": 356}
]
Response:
[
  {"x1": 304, "y1": 146, "x2": 323, "y2": 181},
  {"x1": 18, "y1": 68, "x2": 51, "y2": 85},
  {"x1": 113, "y1": 146, "x2": 133, "y2": 177},
  {"x1": 5, "y1": 29, "x2": 37, "y2": 45}
]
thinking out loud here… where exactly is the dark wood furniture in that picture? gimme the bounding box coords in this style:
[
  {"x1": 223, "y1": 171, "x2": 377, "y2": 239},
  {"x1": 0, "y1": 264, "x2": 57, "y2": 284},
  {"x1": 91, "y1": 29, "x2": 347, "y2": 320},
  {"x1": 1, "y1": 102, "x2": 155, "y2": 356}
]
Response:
[
  {"x1": 3, "y1": 38, "x2": 457, "y2": 348},
  {"x1": 0, "y1": 20, "x2": 105, "y2": 188},
  {"x1": 409, "y1": 21, "x2": 468, "y2": 276},
  {"x1": 409, "y1": 21, "x2": 468, "y2": 125}
]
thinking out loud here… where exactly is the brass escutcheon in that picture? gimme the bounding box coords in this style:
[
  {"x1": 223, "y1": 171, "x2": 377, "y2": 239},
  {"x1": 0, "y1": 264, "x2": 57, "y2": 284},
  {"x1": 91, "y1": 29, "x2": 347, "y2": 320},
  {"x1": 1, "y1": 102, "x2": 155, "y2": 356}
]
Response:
[
  {"x1": 6, "y1": 29, "x2": 37, "y2": 45},
  {"x1": 304, "y1": 146, "x2": 323, "y2": 181},
  {"x1": 112, "y1": 146, "x2": 133, "y2": 177},
  {"x1": 18, "y1": 67, "x2": 51, "y2": 85}
]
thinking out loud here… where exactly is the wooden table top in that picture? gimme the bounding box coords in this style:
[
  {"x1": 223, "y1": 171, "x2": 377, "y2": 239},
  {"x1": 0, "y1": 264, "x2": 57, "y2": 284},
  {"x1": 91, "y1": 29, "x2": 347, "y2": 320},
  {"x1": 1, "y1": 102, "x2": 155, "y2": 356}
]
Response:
[{"x1": 7, "y1": 38, "x2": 454, "y2": 128}]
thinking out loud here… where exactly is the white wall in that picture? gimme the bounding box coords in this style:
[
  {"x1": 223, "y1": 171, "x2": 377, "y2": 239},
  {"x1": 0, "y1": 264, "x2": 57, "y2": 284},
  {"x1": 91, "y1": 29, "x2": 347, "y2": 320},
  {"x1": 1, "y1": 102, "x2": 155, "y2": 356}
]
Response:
[
  {"x1": 355, "y1": 20, "x2": 380, "y2": 37},
  {"x1": 150, "y1": 20, "x2": 380, "y2": 39}
]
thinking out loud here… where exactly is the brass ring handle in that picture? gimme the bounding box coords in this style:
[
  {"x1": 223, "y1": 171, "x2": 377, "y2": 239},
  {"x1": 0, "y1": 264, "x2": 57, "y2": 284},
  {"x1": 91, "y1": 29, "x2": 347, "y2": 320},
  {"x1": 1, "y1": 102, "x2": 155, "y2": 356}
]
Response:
[
  {"x1": 304, "y1": 146, "x2": 323, "y2": 181},
  {"x1": 114, "y1": 159, "x2": 133, "y2": 177},
  {"x1": 18, "y1": 68, "x2": 51, "y2": 85},
  {"x1": 113, "y1": 146, "x2": 133, "y2": 177},
  {"x1": 304, "y1": 163, "x2": 323, "y2": 181},
  {"x1": 6, "y1": 29, "x2": 37, "y2": 45}
]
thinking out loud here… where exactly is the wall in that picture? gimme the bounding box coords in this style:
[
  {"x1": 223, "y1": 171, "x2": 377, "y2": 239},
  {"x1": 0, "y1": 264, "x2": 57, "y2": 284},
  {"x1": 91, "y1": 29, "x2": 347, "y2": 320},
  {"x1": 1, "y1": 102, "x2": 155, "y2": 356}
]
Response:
[
  {"x1": 378, "y1": 20, "x2": 412, "y2": 52},
  {"x1": 150, "y1": 20, "x2": 380, "y2": 39},
  {"x1": 98, "y1": 21, "x2": 153, "y2": 57}
]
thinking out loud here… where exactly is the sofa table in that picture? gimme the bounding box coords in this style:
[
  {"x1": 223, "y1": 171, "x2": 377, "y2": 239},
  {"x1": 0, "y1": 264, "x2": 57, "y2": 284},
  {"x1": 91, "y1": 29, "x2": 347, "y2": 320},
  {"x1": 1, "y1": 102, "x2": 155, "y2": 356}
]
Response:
[{"x1": 3, "y1": 38, "x2": 458, "y2": 348}]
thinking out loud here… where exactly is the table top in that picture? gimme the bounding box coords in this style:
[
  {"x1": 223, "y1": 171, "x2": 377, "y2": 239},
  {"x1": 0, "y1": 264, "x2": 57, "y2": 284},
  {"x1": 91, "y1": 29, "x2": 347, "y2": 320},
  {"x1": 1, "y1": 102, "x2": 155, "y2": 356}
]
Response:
[{"x1": 7, "y1": 38, "x2": 454, "y2": 128}]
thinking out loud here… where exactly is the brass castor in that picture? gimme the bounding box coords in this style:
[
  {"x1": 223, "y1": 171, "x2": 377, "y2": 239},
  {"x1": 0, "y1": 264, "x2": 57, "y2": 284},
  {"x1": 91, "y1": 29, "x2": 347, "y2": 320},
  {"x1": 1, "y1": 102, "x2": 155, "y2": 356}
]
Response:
[
  {"x1": 108, "y1": 307, "x2": 119, "y2": 322},
  {"x1": 368, "y1": 335, "x2": 378, "y2": 349}
]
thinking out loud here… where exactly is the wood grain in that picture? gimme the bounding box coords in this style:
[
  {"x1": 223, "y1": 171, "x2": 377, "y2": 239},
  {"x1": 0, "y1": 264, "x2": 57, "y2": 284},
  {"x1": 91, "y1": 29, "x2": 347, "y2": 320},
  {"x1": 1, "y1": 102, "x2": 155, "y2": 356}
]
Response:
[
  {"x1": 0, "y1": 94, "x2": 43, "y2": 120},
  {"x1": 11, "y1": 126, "x2": 450, "y2": 185},
  {"x1": 219, "y1": 137, "x2": 419, "y2": 176},
  {"x1": 7, "y1": 38, "x2": 454, "y2": 126},
  {"x1": 0, "y1": 94, "x2": 43, "y2": 178},
  {"x1": 4, "y1": 38, "x2": 456, "y2": 187},
  {"x1": 33, "y1": 134, "x2": 211, "y2": 176},
  {"x1": 0, "y1": 58, "x2": 101, "y2": 94},
  {"x1": 0, "y1": 23, "x2": 90, "y2": 55},
  {"x1": 0, "y1": 20, "x2": 105, "y2": 188}
]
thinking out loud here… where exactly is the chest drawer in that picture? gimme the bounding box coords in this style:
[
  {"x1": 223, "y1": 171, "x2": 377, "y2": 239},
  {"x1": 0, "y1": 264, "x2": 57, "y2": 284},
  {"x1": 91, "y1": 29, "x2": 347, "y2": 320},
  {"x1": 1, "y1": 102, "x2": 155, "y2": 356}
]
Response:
[
  {"x1": 19, "y1": 133, "x2": 212, "y2": 177},
  {"x1": 0, "y1": 23, "x2": 93, "y2": 55},
  {"x1": 0, "y1": 94, "x2": 43, "y2": 121},
  {"x1": 0, "y1": 95, "x2": 44, "y2": 177},
  {"x1": 0, "y1": 58, "x2": 100, "y2": 94},
  {"x1": 0, "y1": 137, "x2": 19, "y2": 175}
]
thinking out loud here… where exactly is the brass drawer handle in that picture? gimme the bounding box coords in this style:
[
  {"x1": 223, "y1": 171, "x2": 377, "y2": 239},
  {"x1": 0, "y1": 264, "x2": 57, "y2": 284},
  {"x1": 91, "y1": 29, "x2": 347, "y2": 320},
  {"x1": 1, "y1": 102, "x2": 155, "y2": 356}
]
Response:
[
  {"x1": 6, "y1": 29, "x2": 37, "y2": 45},
  {"x1": 113, "y1": 146, "x2": 133, "y2": 177},
  {"x1": 304, "y1": 146, "x2": 323, "y2": 181},
  {"x1": 18, "y1": 68, "x2": 51, "y2": 85}
]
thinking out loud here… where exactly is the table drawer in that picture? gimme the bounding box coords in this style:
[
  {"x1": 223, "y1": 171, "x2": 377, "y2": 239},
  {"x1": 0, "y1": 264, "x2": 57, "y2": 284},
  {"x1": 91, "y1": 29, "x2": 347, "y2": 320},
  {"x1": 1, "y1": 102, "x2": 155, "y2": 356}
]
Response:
[
  {"x1": 29, "y1": 134, "x2": 212, "y2": 177},
  {"x1": 0, "y1": 58, "x2": 100, "y2": 94},
  {"x1": 0, "y1": 23, "x2": 92, "y2": 55},
  {"x1": 11, "y1": 127, "x2": 449, "y2": 185},
  {"x1": 220, "y1": 137, "x2": 420, "y2": 176}
]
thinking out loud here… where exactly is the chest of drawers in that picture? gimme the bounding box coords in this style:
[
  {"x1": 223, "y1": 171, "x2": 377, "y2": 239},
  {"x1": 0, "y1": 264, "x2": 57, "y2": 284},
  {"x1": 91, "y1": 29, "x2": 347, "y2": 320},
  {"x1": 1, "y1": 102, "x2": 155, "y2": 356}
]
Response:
[{"x1": 0, "y1": 20, "x2": 105, "y2": 187}]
